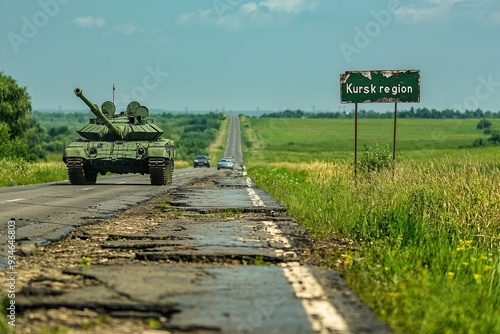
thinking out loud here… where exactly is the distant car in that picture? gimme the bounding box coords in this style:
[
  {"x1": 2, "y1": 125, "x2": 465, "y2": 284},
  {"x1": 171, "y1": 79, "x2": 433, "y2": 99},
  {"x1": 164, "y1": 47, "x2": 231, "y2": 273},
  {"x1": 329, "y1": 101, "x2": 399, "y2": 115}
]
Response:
[
  {"x1": 217, "y1": 157, "x2": 234, "y2": 170},
  {"x1": 193, "y1": 155, "x2": 210, "y2": 168}
]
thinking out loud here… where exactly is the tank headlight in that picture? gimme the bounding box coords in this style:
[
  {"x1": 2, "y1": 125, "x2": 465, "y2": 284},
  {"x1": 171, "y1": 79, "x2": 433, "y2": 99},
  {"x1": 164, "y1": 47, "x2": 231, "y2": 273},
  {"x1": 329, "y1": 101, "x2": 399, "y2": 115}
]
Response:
[
  {"x1": 137, "y1": 147, "x2": 145, "y2": 155},
  {"x1": 89, "y1": 147, "x2": 98, "y2": 154}
]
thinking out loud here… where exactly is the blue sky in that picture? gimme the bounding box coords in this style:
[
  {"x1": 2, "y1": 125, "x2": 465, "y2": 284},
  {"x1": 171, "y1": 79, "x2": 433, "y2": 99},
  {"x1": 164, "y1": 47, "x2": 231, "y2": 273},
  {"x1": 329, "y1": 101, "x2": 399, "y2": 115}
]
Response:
[{"x1": 1, "y1": 0, "x2": 500, "y2": 113}]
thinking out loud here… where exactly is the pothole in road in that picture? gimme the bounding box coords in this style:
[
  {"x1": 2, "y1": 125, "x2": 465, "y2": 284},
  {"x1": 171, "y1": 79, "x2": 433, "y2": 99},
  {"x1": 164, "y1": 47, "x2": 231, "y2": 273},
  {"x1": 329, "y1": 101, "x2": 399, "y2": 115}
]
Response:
[
  {"x1": 100, "y1": 216, "x2": 304, "y2": 266},
  {"x1": 135, "y1": 252, "x2": 282, "y2": 265}
]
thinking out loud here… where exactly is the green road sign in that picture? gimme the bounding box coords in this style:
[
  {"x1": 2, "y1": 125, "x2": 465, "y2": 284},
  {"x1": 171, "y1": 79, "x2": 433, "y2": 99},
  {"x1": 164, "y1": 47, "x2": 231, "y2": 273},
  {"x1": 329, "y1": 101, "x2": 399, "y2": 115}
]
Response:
[{"x1": 340, "y1": 70, "x2": 420, "y2": 103}]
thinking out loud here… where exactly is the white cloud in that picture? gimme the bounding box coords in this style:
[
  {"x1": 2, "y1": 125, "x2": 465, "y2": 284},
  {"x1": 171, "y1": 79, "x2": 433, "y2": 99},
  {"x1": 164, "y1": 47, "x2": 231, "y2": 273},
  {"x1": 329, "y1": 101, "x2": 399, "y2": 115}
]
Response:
[
  {"x1": 260, "y1": 0, "x2": 319, "y2": 13},
  {"x1": 114, "y1": 23, "x2": 141, "y2": 35},
  {"x1": 395, "y1": 0, "x2": 497, "y2": 23},
  {"x1": 176, "y1": 0, "x2": 318, "y2": 30},
  {"x1": 73, "y1": 17, "x2": 146, "y2": 36},
  {"x1": 241, "y1": 2, "x2": 259, "y2": 13},
  {"x1": 394, "y1": 0, "x2": 456, "y2": 22},
  {"x1": 72, "y1": 16, "x2": 105, "y2": 28}
]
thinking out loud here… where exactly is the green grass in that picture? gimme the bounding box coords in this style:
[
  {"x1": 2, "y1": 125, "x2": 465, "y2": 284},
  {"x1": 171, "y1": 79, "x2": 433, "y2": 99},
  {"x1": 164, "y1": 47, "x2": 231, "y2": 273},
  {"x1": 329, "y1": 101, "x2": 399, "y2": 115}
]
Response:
[
  {"x1": 243, "y1": 117, "x2": 500, "y2": 334},
  {"x1": 242, "y1": 117, "x2": 500, "y2": 163},
  {"x1": 0, "y1": 158, "x2": 68, "y2": 187}
]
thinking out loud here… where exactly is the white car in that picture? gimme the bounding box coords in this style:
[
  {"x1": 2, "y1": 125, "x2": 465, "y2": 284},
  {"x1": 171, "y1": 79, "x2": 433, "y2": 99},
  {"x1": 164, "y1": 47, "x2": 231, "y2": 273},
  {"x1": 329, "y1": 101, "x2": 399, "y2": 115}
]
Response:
[{"x1": 217, "y1": 158, "x2": 234, "y2": 170}]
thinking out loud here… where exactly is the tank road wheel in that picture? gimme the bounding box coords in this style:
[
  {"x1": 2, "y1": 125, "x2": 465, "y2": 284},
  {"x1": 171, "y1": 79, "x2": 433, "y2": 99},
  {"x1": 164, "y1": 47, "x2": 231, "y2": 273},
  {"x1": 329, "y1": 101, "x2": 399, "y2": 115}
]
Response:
[
  {"x1": 66, "y1": 158, "x2": 85, "y2": 185},
  {"x1": 149, "y1": 158, "x2": 167, "y2": 185}
]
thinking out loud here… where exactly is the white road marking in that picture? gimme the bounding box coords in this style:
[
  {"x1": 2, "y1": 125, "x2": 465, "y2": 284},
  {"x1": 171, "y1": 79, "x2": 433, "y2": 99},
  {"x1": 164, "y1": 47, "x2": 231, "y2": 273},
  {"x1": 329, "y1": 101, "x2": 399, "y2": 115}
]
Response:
[
  {"x1": 261, "y1": 221, "x2": 292, "y2": 248},
  {"x1": 82, "y1": 187, "x2": 95, "y2": 191},
  {"x1": 261, "y1": 220, "x2": 351, "y2": 334},
  {"x1": 246, "y1": 188, "x2": 265, "y2": 206},
  {"x1": 282, "y1": 265, "x2": 350, "y2": 333},
  {"x1": 4, "y1": 198, "x2": 26, "y2": 203},
  {"x1": 246, "y1": 177, "x2": 265, "y2": 207}
]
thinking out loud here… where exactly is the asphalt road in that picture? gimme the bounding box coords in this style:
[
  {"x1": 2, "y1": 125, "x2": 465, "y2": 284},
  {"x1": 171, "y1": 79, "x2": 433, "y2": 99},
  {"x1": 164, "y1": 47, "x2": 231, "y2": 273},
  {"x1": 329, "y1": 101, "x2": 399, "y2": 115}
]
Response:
[
  {"x1": 0, "y1": 115, "x2": 391, "y2": 333},
  {"x1": 223, "y1": 115, "x2": 244, "y2": 164},
  {"x1": 0, "y1": 168, "x2": 214, "y2": 268}
]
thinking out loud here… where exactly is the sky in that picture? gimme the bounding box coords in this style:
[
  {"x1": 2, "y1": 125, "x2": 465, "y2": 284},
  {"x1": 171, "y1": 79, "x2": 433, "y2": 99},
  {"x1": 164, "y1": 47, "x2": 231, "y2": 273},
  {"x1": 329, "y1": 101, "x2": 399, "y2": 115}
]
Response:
[{"x1": 1, "y1": 0, "x2": 500, "y2": 113}]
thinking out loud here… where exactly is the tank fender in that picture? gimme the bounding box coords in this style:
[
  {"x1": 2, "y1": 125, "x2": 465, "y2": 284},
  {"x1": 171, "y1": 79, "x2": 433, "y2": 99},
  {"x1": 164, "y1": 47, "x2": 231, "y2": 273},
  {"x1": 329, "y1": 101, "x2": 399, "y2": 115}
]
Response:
[
  {"x1": 145, "y1": 147, "x2": 175, "y2": 159},
  {"x1": 63, "y1": 148, "x2": 87, "y2": 160}
]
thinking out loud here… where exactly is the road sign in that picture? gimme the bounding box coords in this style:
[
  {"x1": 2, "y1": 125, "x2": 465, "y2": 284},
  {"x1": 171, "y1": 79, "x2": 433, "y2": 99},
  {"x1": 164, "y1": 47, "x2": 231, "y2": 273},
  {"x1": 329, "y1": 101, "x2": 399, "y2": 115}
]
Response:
[{"x1": 340, "y1": 70, "x2": 420, "y2": 103}]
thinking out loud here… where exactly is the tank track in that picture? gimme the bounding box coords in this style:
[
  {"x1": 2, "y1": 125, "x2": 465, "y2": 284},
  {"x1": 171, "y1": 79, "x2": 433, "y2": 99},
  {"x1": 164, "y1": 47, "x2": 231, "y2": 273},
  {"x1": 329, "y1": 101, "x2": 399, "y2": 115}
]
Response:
[
  {"x1": 66, "y1": 157, "x2": 85, "y2": 185},
  {"x1": 149, "y1": 158, "x2": 174, "y2": 185},
  {"x1": 66, "y1": 157, "x2": 97, "y2": 185}
]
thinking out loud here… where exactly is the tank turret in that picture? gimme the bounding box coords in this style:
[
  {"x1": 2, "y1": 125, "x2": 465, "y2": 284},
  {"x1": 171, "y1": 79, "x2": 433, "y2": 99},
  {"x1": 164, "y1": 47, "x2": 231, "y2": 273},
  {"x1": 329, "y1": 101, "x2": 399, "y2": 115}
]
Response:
[{"x1": 74, "y1": 88, "x2": 122, "y2": 138}]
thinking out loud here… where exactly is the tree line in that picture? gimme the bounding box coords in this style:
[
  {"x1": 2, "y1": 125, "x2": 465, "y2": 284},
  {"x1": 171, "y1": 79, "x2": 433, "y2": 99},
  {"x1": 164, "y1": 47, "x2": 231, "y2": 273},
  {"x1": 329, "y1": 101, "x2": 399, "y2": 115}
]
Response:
[
  {"x1": 0, "y1": 72, "x2": 225, "y2": 161},
  {"x1": 34, "y1": 111, "x2": 225, "y2": 161},
  {"x1": 260, "y1": 108, "x2": 500, "y2": 119}
]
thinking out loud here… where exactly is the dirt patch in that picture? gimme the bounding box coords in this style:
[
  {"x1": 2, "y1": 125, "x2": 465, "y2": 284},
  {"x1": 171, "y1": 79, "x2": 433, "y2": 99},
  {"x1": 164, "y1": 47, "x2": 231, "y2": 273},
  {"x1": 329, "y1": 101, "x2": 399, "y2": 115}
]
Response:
[{"x1": 1, "y1": 198, "x2": 175, "y2": 333}]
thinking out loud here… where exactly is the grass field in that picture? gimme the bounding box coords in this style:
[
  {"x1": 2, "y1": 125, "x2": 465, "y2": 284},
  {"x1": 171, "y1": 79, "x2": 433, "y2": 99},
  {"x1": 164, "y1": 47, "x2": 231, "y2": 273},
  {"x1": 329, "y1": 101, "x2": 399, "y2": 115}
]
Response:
[
  {"x1": 243, "y1": 117, "x2": 500, "y2": 334},
  {"x1": 241, "y1": 117, "x2": 500, "y2": 163}
]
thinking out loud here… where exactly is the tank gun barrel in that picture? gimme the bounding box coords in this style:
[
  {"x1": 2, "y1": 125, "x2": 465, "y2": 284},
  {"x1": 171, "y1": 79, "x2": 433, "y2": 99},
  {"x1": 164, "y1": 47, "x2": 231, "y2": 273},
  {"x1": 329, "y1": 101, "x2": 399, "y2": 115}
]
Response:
[{"x1": 74, "y1": 88, "x2": 122, "y2": 138}]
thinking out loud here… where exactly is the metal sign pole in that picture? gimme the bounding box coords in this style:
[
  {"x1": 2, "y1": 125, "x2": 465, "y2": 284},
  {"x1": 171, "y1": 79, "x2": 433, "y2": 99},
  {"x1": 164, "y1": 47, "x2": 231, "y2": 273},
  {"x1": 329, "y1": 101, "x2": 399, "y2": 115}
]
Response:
[
  {"x1": 392, "y1": 102, "x2": 397, "y2": 175},
  {"x1": 354, "y1": 102, "x2": 358, "y2": 182}
]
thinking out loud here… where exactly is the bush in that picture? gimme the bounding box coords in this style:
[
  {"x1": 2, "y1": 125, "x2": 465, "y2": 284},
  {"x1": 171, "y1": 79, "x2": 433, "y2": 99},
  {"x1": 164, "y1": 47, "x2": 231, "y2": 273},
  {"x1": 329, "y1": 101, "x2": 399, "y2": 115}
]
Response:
[
  {"x1": 476, "y1": 118, "x2": 492, "y2": 130},
  {"x1": 359, "y1": 144, "x2": 393, "y2": 172},
  {"x1": 472, "y1": 138, "x2": 487, "y2": 147},
  {"x1": 489, "y1": 130, "x2": 500, "y2": 144}
]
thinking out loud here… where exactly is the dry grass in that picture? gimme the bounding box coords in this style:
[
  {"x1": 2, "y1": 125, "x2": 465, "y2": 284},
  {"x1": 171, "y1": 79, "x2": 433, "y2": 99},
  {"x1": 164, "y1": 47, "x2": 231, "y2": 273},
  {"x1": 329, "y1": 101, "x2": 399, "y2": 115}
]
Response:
[
  {"x1": 0, "y1": 159, "x2": 68, "y2": 187},
  {"x1": 207, "y1": 114, "x2": 230, "y2": 162},
  {"x1": 249, "y1": 157, "x2": 500, "y2": 333}
]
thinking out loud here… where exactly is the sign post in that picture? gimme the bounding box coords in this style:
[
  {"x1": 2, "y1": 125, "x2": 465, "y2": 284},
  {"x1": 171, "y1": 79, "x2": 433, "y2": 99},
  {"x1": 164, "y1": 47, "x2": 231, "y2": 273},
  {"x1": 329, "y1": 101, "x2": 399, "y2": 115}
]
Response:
[
  {"x1": 340, "y1": 70, "x2": 420, "y2": 179},
  {"x1": 354, "y1": 102, "x2": 358, "y2": 179}
]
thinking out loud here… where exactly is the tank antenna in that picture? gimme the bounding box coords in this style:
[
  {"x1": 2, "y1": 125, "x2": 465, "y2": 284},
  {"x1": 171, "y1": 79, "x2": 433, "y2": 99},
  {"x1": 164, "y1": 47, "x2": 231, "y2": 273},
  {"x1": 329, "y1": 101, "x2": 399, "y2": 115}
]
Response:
[{"x1": 112, "y1": 84, "x2": 115, "y2": 104}]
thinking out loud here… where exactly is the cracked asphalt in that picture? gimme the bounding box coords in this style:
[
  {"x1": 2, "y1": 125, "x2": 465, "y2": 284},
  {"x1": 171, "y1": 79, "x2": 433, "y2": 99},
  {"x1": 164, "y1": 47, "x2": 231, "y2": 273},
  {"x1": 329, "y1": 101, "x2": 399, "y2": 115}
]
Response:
[{"x1": 1, "y1": 116, "x2": 391, "y2": 333}]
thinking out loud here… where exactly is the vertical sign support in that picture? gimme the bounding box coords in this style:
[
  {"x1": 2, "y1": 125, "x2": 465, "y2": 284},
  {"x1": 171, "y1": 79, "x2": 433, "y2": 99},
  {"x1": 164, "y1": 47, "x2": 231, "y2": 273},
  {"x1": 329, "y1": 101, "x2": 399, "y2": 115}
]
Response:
[
  {"x1": 354, "y1": 102, "x2": 358, "y2": 182},
  {"x1": 392, "y1": 102, "x2": 397, "y2": 176}
]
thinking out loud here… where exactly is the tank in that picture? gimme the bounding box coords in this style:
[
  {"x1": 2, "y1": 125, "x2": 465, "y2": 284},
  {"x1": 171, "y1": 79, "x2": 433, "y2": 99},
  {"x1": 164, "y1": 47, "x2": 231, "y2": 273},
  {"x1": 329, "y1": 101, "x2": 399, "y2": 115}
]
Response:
[{"x1": 63, "y1": 87, "x2": 176, "y2": 185}]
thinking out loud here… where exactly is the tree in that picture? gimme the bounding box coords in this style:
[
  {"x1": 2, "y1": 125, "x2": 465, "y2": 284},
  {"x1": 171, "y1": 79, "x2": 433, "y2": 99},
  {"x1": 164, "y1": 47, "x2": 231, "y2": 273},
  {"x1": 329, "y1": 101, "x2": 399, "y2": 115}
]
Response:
[
  {"x1": 0, "y1": 122, "x2": 29, "y2": 158},
  {"x1": 0, "y1": 72, "x2": 32, "y2": 140},
  {"x1": 0, "y1": 72, "x2": 45, "y2": 160}
]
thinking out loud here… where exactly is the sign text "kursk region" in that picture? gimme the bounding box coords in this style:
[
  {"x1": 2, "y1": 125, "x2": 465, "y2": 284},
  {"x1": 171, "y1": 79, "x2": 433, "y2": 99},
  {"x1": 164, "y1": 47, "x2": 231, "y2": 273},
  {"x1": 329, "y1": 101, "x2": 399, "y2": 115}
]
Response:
[{"x1": 340, "y1": 70, "x2": 420, "y2": 103}]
